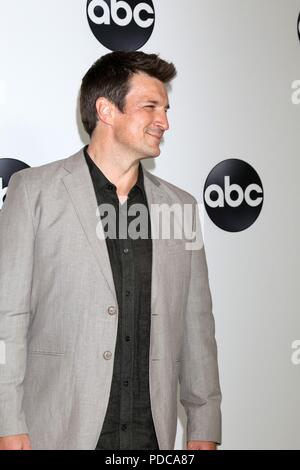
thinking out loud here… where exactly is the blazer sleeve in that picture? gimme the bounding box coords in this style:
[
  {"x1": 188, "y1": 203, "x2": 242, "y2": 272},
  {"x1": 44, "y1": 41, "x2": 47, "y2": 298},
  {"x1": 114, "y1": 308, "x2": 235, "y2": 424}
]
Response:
[
  {"x1": 179, "y1": 200, "x2": 222, "y2": 445},
  {"x1": 0, "y1": 171, "x2": 34, "y2": 436}
]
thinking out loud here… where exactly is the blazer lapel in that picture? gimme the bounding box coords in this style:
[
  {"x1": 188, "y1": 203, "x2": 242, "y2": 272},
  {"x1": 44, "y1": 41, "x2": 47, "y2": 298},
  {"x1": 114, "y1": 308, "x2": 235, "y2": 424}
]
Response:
[
  {"x1": 62, "y1": 149, "x2": 117, "y2": 301},
  {"x1": 143, "y1": 168, "x2": 171, "y2": 350}
]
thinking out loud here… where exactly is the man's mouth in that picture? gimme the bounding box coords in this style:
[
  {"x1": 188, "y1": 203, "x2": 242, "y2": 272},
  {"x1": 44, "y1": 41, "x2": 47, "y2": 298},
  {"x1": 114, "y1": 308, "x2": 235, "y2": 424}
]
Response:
[{"x1": 146, "y1": 131, "x2": 163, "y2": 141}]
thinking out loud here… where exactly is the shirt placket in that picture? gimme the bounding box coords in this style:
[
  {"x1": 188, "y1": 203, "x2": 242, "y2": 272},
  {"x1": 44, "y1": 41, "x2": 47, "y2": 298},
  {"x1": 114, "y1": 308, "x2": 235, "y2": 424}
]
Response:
[{"x1": 118, "y1": 203, "x2": 134, "y2": 449}]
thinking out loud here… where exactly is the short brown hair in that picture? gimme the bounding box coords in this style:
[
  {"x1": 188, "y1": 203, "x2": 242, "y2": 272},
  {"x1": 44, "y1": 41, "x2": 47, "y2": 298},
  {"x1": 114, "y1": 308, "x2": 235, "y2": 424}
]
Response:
[{"x1": 80, "y1": 51, "x2": 177, "y2": 137}]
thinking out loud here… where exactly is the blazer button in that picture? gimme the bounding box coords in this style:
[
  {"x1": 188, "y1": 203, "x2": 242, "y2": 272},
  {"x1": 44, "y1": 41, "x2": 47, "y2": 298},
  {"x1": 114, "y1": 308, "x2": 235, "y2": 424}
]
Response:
[
  {"x1": 107, "y1": 306, "x2": 117, "y2": 315},
  {"x1": 103, "y1": 351, "x2": 112, "y2": 360}
]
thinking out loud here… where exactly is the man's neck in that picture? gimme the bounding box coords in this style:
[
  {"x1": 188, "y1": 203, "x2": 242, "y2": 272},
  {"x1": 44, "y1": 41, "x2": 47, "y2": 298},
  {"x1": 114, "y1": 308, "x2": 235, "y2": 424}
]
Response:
[{"x1": 86, "y1": 144, "x2": 140, "y2": 198}]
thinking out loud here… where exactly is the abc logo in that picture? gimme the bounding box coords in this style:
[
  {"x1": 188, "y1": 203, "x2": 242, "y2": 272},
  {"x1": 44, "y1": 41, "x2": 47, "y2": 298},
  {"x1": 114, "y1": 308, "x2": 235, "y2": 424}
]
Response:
[
  {"x1": 203, "y1": 159, "x2": 264, "y2": 232},
  {"x1": 86, "y1": 0, "x2": 155, "y2": 51},
  {"x1": 0, "y1": 158, "x2": 30, "y2": 210}
]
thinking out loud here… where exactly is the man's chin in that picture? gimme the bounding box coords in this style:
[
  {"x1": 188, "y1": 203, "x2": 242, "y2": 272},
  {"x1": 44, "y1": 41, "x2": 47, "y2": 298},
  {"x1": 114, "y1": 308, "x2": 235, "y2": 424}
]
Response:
[
  {"x1": 139, "y1": 148, "x2": 161, "y2": 160},
  {"x1": 150, "y1": 144, "x2": 161, "y2": 157}
]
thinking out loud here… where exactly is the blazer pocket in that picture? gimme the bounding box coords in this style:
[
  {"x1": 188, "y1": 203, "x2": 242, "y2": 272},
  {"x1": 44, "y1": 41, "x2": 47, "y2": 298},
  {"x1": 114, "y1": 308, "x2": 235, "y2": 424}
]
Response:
[
  {"x1": 27, "y1": 348, "x2": 65, "y2": 356},
  {"x1": 27, "y1": 311, "x2": 66, "y2": 355}
]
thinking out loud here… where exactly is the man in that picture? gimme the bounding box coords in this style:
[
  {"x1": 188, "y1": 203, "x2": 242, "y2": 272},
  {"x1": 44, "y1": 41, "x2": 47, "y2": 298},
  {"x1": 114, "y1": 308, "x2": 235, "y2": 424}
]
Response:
[{"x1": 0, "y1": 51, "x2": 221, "y2": 450}]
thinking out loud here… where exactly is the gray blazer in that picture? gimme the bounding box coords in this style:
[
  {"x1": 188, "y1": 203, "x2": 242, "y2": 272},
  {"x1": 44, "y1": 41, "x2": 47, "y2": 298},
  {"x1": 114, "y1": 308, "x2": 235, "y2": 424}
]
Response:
[{"x1": 0, "y1": 149, "x2": 221, "y2": 449}]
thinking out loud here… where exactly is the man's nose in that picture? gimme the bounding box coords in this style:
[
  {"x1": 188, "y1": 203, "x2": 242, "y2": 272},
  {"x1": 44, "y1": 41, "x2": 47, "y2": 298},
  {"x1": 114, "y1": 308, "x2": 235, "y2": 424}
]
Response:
[
  {"x1": 158, "y1": 111, "x2": 169, "y2": 131},
  {"x1": 155, "y1": 110, "x2": 169, "y2": 131}
]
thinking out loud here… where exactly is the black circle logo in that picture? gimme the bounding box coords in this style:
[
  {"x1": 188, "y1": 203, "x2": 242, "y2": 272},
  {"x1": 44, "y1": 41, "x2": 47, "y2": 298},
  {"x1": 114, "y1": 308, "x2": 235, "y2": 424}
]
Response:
[
  {"x1": 0, "y1": 158, "x2": 30, "y2": 210},
  {"x1": 86, "y1": 0, "x2": 155, "y2": 51},
  {"x1": 203, "y1": 159, "x2": 264, "y2": 232}
]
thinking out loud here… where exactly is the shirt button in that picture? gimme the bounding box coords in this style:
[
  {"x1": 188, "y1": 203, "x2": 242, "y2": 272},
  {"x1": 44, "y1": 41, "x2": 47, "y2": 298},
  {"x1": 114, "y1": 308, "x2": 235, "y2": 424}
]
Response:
[
  {"x1": 125, "y1": 290, "x2": 130, "y2": 297},
  {"x1": 125, "y1": 335, "x2": 131, "y2": 342},
  {"x1": 107, "y1": 306, "x2": 117, "y2": 315},
  {"x1": 123, "y1": 248, "x2": 129, "y2": 254},
  {"x1": 103, "y1": 351, "x2": 112, "y2": 360},
  {"x1": 123, "y1": 380, "x2": 129, "y2": 387},
  {"x1": 121, "y1": 424, "x2": 127, "y2": 431},
  {"x1": 106, "y1": 184, "x2": 114, "y2": 191}
]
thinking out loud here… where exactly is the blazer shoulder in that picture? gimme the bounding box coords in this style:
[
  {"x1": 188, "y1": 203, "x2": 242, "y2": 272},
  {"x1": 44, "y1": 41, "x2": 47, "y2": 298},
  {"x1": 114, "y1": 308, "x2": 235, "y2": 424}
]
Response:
[
  {"x1": 14, "y1": 156, "x2": 68, "y2": 185},
  {"x1": 147, "y1": 171, "x2": 198, "y2": 205}
]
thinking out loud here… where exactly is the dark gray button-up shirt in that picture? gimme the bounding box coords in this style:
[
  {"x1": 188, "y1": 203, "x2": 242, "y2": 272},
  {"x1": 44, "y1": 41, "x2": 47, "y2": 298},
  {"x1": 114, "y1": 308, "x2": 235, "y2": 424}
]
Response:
[{"x1": 84, "y1": 148, "x2": 159, "y2": 450}]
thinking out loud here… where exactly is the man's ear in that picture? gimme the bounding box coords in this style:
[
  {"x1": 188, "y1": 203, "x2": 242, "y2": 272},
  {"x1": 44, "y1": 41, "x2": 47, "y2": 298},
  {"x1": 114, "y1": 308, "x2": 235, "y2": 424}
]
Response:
[{"x1": 95, "y1": 97, "x2": 114, "y2": 125}]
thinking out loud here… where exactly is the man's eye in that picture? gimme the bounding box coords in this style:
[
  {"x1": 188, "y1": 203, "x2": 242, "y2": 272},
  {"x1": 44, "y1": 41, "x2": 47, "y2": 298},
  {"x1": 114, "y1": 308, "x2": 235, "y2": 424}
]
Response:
[{"x1": 145, "y1": 105, "x2": 155, "y2": 108}]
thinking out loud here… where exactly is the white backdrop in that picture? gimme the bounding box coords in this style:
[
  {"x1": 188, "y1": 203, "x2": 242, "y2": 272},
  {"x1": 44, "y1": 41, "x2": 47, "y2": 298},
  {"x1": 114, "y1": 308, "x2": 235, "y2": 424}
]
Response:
[{"x1": 1, "y1": 0, "x2": 300, "y2": 449}]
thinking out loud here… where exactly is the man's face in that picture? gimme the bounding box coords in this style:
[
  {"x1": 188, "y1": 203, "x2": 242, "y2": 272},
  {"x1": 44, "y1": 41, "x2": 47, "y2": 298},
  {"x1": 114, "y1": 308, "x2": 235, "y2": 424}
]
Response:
[{"x1": 112, "y1": 72, "x2": 170, "y2": 160}]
